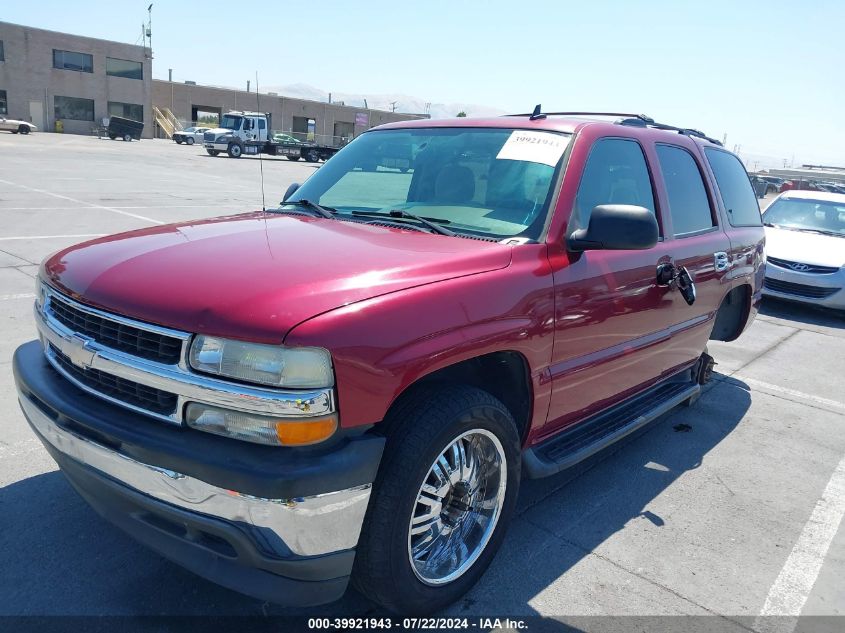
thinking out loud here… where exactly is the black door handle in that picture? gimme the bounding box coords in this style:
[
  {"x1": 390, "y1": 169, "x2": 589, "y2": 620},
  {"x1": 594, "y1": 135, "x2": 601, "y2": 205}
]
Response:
[{"x1": 655, "y1": 263, "x2": 696, "y2": 305}]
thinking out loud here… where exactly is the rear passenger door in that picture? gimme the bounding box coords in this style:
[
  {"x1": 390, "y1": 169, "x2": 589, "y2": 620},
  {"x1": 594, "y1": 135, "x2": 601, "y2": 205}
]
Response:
[{"x1": 653, "y1": 143, "x2": 732, "y2": 369}]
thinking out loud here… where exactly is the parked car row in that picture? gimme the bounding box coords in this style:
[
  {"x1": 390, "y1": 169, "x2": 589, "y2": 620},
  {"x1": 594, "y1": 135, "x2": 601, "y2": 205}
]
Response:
[{"x1": 749, "y1": 173, "x2": 845, "y2": 195}]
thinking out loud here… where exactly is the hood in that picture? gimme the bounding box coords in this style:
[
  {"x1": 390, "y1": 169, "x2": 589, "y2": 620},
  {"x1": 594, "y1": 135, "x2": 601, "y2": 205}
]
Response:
[
  {"x1": 764, "y1": 226, "x2": 845, "y2": 268},
  {"x1": 43, "y1": 213, "x2": 512, "y2": 343},
  {"x1": 204, "y1": 127, "x2": 231, "y2": 137}
]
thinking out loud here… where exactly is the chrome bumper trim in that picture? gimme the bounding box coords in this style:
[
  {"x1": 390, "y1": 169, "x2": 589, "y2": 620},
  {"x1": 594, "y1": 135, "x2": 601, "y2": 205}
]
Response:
[
  {"x1": 35, "y1": 289, "x2": 336, "y2": 424},
  {"x1": 20, "y1": 393, "x2": 370, "y2": 557}
]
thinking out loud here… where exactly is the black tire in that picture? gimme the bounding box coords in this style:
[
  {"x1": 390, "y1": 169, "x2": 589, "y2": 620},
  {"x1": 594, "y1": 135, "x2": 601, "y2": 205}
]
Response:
[
  {"x1": 186, "y1": 137, "x2": 195, "y2": 145},
  {"x1": 19, "y1": 125, "x2": 30, "y2": 135},
  {"x1": 306, "y1": 149, "x2": 320, "y2": 163},
  {"x1": 123, "y1": 134, "x2": 132, "y2": 142},
  {"x1": 206, "y1": 149, "x2": 219, "y2": 157},
  {"x1": 227, "y1": 143, "x2": 243, "y2": 158},
  {"x1": 175, "y1": 138, "x2": 183, "y2": 144},
  {"x1": 353, "y1": 384, "x2": 521, "y2": 614},
  {"x1": 108, "y1": 133, "x2": 117, "y2": 140},
  {"x1": 287, "y1": 155, "x2": 300, "y2": 161}
]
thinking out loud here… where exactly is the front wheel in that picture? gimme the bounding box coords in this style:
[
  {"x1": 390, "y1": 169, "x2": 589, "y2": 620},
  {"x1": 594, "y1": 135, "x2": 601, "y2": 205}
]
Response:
[
  {"x1": 19, "y1": 125, "x2": 30, "y2": 135},
  {"x1": 186, "y1": 137, "x2": 195, "y2": 145},
  {"x1": 123, "y1": 134, "x2": 132, "y2": 142},
  {"x1": 227, "y1": 143, "x2": 242, "y2": 158},
  {"x1": 353, "y1": 384, "x2": 520, "y2": 614},
  {"x1": 206, "y1": 149, "x2": 220, "y2": 156}
]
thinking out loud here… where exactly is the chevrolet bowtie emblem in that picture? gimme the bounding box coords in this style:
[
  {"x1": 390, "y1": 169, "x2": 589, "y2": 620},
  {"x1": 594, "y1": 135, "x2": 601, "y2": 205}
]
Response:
[{"x1": 65, "y1": 333, "x2": 97, "y2": 370}]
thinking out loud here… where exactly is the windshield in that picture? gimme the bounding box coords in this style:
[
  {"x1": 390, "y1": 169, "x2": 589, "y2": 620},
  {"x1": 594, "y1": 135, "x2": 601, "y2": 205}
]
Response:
[
  {"x1": 288, "y1": 128, "x2": 569, "y2": 240},
  {"x1": 763, "y1": 197, "x2": 845, "y2": 236},
  {"x1": 220, "y1": 115, "x2": 242, "y2": 130},
  {"x1": 184, "y1": 127, "x2": 197, "y2": 133}
]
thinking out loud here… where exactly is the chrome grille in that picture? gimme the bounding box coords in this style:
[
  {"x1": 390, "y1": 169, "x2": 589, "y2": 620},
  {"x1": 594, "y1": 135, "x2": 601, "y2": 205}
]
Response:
[
  {"x1": 764, "y1": 278, "x2": 840, "y2": 299},
  {"x1": 203, "y1": 131, "x2": 216, "y2": 143},
  {"x1": 767, "y1": 257, "x2": 839, "y2": 275},
  {"x1": 49, "y1": 344, "x2": 178, "y2": 415},
  {"x1": 48, "y1": 294, "x2": 183, "y2": 365}
]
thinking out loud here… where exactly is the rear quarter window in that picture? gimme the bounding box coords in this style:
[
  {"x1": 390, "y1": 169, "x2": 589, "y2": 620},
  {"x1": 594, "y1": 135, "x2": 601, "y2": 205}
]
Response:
[{"x1": 704, "y1": 148, "x2": 762, "y2": 227}]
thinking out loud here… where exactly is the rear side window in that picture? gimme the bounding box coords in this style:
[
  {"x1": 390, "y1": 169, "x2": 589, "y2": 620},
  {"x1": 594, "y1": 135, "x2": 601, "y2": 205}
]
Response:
[
  {"x1": 656, "y1": 144, "x2": 714, "y2": 235},
  {"x1": 704, "y1": 148, "x2": 762, "y2": 226},
  {"x1": 573, "y1": 138, "x2": 655, "y2": 229}
]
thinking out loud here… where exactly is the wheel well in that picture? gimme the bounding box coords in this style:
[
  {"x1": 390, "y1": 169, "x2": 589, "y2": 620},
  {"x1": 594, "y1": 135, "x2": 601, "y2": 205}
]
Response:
[
  {"x1": 710, "y1": 285, "x2": 751, "y2": 342},
  {"x1": 406, "y1": 352, "x2": 533, "y2": 443}
]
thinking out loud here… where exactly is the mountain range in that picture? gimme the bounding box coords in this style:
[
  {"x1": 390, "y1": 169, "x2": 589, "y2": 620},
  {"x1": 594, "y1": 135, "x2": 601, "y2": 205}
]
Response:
[{"x1": 263, "y1": 83, "x2": 505, "y2": 119}]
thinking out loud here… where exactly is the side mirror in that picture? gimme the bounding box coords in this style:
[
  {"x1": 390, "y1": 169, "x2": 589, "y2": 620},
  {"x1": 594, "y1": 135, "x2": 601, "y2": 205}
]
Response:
[
  {"x1": 282, "y1": 182, "x2": 301, "y2": 202},
  {"x1": 567, "y1": 204, "x2": 658, "y2": 252}
]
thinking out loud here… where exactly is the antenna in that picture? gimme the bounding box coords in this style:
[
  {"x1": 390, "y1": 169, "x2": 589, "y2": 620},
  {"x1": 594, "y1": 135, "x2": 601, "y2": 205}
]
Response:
[{"x1": 255, "y1": 71, "x2": 266, "y2": 212}]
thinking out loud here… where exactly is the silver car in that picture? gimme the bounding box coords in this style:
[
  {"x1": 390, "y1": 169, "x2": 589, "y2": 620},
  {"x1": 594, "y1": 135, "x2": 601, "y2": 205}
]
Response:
[
  {"x1": 173, "y1": 126, "x2": 209, "y2": 145},
  {"x1": 0, "y1": 116, "x2": 37, "y2": 134},
  {"x1": 762, "y1": 190, "x2": 845, "y2": 311}
]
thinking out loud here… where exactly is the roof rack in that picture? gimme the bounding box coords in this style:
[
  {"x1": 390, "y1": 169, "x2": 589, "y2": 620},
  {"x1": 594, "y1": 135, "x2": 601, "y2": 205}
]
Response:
[{"x1": 504, "y1": 105, "x2": 723, "y2": 146}]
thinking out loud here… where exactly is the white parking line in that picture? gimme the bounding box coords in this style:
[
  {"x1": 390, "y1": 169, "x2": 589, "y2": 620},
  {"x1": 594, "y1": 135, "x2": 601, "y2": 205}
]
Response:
[
  {"x1": 754, "y1": 452, "x2": 845, "y2": 633},
  {"x1": 0, "y1": 234, "x2": 105, "y2": 241},
  {"x1": 735, "y1": 376, "x2": 845, "y2": 414},
  {"x1": 0, "y1": 178, "x2": 164, "y2": 225},
  {"x1": 0, "y1": 293, "x2": 36, "y2": 301}
]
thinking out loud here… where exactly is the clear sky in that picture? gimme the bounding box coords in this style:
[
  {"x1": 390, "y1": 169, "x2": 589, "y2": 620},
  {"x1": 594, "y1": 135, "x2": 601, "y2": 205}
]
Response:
[{"x1": 3, "y1": 0, "x2": 843, "y2": 167}]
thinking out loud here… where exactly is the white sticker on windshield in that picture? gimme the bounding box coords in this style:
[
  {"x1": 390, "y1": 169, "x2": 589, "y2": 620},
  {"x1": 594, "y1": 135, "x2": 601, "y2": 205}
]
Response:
[{"x1": 496, "y1": 130, "x2": 569, "y2": 167}]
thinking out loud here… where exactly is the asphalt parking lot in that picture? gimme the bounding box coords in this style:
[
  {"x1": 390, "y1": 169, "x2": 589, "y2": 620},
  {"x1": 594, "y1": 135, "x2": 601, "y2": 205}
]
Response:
[{"x1": 1, "y1": 133, "x2": 843, "y2": 628}]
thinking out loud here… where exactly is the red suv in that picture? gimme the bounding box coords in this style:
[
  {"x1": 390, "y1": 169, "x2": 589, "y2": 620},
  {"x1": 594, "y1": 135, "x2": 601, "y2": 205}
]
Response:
[{"x1": 13, "y1": 110, "x2": 765, "y2": 613}]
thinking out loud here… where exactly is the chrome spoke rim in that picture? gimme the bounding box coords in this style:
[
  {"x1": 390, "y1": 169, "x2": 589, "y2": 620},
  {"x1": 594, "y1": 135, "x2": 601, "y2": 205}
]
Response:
[{"x1": 407, "y1": 428, "x2": 507, "y2": 585}]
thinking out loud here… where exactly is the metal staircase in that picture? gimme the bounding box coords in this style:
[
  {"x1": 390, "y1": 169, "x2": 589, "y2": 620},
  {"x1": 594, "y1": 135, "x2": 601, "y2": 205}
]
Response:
[{"x1": 152, "y1": 106, "x2": 183, "y2": 138}]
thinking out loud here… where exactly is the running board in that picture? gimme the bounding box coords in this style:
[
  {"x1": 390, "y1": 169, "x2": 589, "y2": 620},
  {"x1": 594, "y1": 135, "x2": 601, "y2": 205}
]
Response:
[{"x1": 523, "y1": 380, "x2": 700, "y2": 479}]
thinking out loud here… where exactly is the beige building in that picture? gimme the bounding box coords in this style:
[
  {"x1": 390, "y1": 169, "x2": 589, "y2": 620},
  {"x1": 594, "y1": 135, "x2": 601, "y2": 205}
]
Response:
[
  {"x1": 0, "y1": 21, "x2": 152, "y2": 137},
  {"x1": 0, "y1": 20, "x2": 423, "y2": 143},
  {"x1": 152, "y1": 80, "x2": 424, "y2": 145}
]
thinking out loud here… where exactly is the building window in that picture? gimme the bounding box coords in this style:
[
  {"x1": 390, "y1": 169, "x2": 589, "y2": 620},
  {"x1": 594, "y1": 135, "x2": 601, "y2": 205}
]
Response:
[
  {"x1": 55, "y1": 96, "x2": 95, "y2": 121},
  {"x1": 0, "y1": 90, "x2": 7, "y2": 115},
  {"x1": 53, "y1": 49, "x2": 93, "y2": 73},
  {"x1": 106, "y1": 57, "x2": 143, "y2": 80},
  {"x1": 108, "y1": 101, "x2": 143, "y2": 122}
]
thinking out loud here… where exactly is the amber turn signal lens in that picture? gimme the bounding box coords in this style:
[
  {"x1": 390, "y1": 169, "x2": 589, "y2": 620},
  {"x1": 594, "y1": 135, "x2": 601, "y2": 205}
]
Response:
[{"x1": 275, "y1": 416, "x2": 338, "y2": 446}]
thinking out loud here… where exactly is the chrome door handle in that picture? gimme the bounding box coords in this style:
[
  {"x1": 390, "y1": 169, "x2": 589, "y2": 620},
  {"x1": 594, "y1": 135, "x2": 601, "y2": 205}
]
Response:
[{"x1": 714, "y1": 252, "x2": 730, "y2": 272}]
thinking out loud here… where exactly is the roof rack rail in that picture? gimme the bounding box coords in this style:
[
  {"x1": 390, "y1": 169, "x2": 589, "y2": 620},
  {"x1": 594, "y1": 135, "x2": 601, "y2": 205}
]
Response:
[{"x1": 504, "y1": 106, "x2": 723, "y2": 146}]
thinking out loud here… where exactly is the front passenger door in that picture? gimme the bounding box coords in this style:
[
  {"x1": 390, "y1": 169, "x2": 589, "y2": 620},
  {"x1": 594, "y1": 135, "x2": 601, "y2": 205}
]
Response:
[{"x1": 546, "y1": 137, "x2": 678, "y2": 434}]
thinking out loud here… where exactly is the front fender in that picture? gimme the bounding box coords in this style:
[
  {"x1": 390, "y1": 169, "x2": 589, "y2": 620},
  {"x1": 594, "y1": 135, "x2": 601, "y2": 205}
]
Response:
[{"x1": 283, "y1": 246, "x2": 556, "y2": 430}]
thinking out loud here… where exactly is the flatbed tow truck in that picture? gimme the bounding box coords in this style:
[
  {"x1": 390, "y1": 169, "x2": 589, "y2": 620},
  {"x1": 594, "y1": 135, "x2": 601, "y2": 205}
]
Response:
[{"x1": 202, "y1": 110, "x2": 341, "y2": 162}]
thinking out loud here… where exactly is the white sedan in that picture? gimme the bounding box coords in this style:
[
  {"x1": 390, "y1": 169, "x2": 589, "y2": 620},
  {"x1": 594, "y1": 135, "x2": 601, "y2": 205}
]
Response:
[
  {"x1": 173, "y1": 127, "x2": 209, "y2": 145},
  {"x1": 762, "y1": 190, "x2": 845, "y2": 312},
  {"x1": 0, "y1": 117, "x2": 37, "y2": 134}
]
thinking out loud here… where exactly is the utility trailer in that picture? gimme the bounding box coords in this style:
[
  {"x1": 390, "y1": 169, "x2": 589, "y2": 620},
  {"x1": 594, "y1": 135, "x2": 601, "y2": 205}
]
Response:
[{"x1": 202, "y1": 111, "x2": 341, "y2": 162}]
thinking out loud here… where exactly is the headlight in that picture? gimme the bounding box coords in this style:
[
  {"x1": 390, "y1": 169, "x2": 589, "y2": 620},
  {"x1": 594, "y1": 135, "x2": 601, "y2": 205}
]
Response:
[
  {"x1": 185, "y1": 403, "x2": 337, "y2": 446},
  {"x1": 189, "y1": 335, "x2": 334, "y2": 388},
  {"x1": 215, "y1": 135, "x2": 230, "y2": 143}
]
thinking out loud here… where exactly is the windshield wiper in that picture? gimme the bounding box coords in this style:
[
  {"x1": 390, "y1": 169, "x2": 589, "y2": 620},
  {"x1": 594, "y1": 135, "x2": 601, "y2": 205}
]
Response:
[
  {"x1": 351, "y1": 210, "x2": 455, "y2": 237},
  {"x1": 277, "y1": 199, "x2": 336, "y2": 219},
  {"x1": 795, "y1": 228, "x2": 844, "y2": 237}
]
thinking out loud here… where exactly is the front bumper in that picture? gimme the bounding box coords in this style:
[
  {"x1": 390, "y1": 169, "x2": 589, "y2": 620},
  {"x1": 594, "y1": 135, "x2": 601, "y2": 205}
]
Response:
[
  {"x1": 13, "y1": 340, "x2": 385, "y2": 606},
  {"x1": 762, "y1": 264, "x2": 845, "y2": 310}
]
